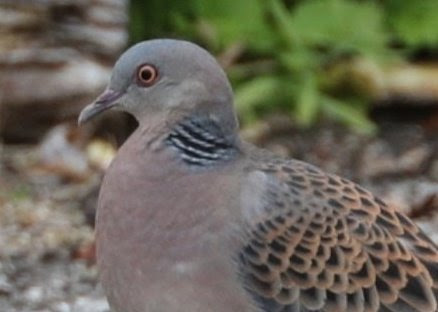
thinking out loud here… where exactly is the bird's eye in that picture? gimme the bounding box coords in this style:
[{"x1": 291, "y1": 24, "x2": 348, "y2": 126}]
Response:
[{"x1": 137, "y1": 64, "x2": 158, "y2": 86}]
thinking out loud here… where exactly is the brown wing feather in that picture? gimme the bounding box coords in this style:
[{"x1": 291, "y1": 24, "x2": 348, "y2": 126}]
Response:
[{"x1": 240, "y1": 159, "x2": 438, "y2": 312}]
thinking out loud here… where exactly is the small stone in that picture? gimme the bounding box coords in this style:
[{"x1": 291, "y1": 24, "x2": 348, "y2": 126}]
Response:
[
  {"x1": 24, "y1": 286, "x2": 44, "y2": 303},
  {"x1": 73, "y1": 296, "x2": 110, "y2": 312}
]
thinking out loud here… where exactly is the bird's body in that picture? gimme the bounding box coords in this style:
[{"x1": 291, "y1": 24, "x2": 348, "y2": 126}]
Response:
[
  {"x1": 79, "y1": 39, "x2": 438, "y2": 312},
  {"x1": 97, "y1": 120, "x2": 253, "y2": 311}
]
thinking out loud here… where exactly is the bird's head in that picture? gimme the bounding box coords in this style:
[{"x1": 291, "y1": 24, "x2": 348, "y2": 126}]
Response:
[{"x1": 78, "y1": 39, "x2": 236, "y2": 132}]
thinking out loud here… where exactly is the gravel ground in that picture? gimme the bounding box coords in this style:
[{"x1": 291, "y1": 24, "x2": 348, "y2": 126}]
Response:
[
  {"x1": 0, "y1": 115, "x2": 437, "y2": 311},
  {"x1": 0, "y1": 145, "x2": 107, "y2": 312}
]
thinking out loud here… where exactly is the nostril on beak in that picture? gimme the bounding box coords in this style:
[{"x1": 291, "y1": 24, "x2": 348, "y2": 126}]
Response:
[{"x1": 78, "y1": 88, "x2": 124, "y2": 125}]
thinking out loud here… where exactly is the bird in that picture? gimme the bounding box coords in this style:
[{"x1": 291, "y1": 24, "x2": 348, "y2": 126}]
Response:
[{"x1": 78, "y1": 39, "x2": 438, "y2": 312}]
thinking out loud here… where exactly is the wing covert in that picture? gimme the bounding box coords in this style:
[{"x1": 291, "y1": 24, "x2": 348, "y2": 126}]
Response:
[{"x1": 239, "y1": 159, "x2": 438, "y2": 312}]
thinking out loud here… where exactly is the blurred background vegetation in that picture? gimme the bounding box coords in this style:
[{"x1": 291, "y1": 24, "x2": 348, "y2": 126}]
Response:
[
  {"x1": 130, "y1": 0, "x2": 438, "y2": 133},
  {"x1": 1, "y1": 1, "x2": 437, "y2": 311}
]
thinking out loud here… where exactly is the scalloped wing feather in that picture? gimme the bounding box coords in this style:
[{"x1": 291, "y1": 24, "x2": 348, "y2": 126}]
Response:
[{"x1": 240, "y1": 159, "x2": 438, "y2": 312}]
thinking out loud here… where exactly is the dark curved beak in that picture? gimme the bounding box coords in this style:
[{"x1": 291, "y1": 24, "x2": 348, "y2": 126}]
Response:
[{"x1": 78, "y1": 88, "x2": 124, "y2": 125}]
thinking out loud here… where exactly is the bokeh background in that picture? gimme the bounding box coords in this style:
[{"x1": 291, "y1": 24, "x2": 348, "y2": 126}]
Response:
[{"x1": 0, "y1": 0, "x2": 437, "y2": 311}]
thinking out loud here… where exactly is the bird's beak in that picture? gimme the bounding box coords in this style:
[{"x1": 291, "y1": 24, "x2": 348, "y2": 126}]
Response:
[{"x1": 78, "y1": 88, "x2": 124, "y2": 125}]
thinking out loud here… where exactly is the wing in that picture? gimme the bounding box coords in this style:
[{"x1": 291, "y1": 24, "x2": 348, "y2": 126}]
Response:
[{"x1": 239, "y1": 158, "x2": 438, "y2": 312}]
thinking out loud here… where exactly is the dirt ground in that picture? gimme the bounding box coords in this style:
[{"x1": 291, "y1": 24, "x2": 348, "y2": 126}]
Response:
[{"x1": 0, "y1": 109, "x2": 437, "y2": 311}]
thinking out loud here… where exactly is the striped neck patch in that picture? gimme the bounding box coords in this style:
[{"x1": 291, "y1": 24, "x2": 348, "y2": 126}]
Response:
[{"x1": 166, "y1": 118, "x2": 238, "y2": 167}]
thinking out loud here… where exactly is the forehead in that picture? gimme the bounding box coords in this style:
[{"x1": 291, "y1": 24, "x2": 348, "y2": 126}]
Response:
[{"x1": 112, "y1": 40, "x2": 218, "y2": 79}]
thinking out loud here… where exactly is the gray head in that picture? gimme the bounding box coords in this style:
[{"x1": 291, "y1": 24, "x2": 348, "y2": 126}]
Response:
[{"x1": 78, "y1": 39, "x2": 237, "y2": 134}]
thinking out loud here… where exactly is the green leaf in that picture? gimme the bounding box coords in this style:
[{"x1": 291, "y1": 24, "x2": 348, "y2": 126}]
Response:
[
  {"x1": 384, "y1": 0, "x2": 438, "y2": 47},
  {"x1": 295, "y1": 73, "x2": 319, "y2": 126},
  {"x1": 290, "y1": 0, "x2": 388, "y2": 58},
  {"x1": 269, "y1": 0, "x2": 296, "y2": 48},
  {"x1": 279, "y1": 48, "x2": 320, "y2": 72},
  {"x1": 321, "y1": 96, "x2": 376, "y2": 134},
  {"x1": 129, "y1": 0, "x2": 194, "y2": 41},
  {"x1": 192, "y1": 0, "x2": 274, "y2": 51},
  {"x1": 234, "y1": 76, "x2": 283, "y2": 122}
]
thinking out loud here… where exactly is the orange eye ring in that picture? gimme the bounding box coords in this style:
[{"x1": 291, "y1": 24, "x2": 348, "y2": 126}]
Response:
[{"x1": 137, "y1": 64, "x2": 158, "y2": 86}]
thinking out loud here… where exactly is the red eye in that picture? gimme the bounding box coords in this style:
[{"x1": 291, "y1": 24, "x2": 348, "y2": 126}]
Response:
[{"x1": 137, "y1": 64, "x2": 158, "y2": 86}]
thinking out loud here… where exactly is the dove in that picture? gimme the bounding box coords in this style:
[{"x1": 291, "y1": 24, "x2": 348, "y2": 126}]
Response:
[{"x1": 79, "y1": 39, "x2": 438, "y2": 312}]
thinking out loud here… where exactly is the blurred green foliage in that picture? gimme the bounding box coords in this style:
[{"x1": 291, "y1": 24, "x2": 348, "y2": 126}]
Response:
[{"x1": 130, "y1": 0, "x2": 438, "y2": 133}]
